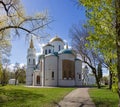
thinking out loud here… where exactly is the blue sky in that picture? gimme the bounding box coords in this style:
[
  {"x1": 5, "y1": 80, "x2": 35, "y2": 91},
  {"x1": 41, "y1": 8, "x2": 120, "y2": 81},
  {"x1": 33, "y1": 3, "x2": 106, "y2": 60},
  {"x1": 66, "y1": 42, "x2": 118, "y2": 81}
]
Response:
[
  {"x1": 9, "y1": 0, "x2": 109, "y2": 76},
  {"x1": 10, "y1": 0, "x2": 86, "y2": 65}
]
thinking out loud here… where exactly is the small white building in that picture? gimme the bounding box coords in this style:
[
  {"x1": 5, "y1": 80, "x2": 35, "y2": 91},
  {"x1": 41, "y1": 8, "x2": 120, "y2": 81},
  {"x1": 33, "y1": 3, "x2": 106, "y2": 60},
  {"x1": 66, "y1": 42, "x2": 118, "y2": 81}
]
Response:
[
  {"x1": 26, "y1": 36, "x2": 95, "y2": 86},
  {"x1": 8, "y1": 79, "x2": 19, "y2": 85}
]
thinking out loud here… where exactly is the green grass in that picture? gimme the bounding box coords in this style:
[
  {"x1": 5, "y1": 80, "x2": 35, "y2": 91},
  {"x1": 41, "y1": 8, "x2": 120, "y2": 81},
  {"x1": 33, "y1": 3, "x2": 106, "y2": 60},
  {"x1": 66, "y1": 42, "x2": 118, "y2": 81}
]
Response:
[
  {"x1": 0, "y1": 85, "x2": 75, "y2": 107},
  {"x1": 89, "y1": 87, "x2": 119, "y2": 107}
]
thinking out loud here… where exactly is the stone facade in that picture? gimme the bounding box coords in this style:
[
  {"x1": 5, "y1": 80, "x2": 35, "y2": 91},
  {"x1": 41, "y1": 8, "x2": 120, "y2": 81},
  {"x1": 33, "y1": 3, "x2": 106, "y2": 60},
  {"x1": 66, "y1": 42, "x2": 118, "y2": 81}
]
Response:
[{"x1": 26, "y1": 36, "x2": 95, "y2": 86}]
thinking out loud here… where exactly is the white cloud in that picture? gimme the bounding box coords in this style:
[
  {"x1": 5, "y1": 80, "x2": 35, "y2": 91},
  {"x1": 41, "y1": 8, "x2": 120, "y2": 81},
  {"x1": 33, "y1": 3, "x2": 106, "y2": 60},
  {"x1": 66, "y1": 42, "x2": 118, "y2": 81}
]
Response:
[
  {"x1": 7, "y1": 63, "x2": 26, "y2": 72},
  {"x1": 36, "y1": 52, "x2": 41, "y2": 56},
  {"x1": 63, "y1": 39, "x2": 67, "y2": 43}
]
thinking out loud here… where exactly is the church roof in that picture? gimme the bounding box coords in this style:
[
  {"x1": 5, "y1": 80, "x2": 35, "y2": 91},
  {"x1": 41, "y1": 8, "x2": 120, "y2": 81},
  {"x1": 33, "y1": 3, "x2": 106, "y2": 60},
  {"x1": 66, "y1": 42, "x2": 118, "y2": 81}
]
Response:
[
  {"x1": 43, "y1": 43, "x2": 53, "y2": 47},
  {"x1": 50, "y1": 36, "x2": 64, "y2": 43},
  {"x1": 58, "y1": 49, "x2": 75, "y2": 55},
  {"x1": 30, "y1": 38, "x2": 34, "y2": 48}
]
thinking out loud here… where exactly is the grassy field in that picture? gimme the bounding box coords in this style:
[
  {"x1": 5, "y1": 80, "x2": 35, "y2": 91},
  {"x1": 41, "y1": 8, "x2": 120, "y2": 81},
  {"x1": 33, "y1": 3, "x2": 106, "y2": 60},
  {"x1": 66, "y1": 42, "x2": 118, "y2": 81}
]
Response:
[
  {"x1": 89, "y1": 87, "x2": 119, "y2": 107},
  {"x1": 0, "y1": 85, "x2": 75, "y2": 107}
]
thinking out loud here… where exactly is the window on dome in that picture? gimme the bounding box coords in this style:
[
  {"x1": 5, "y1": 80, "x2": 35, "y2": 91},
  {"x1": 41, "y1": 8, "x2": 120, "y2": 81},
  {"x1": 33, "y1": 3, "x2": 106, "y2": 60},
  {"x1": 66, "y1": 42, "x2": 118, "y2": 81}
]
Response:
[
  {"x1": 45, "y1": 49, "x2": 47, "y2": 54},
  {"x1": 59, "y1": 45, "x2": 61, "y2": 51},
  {"x1": 49, "y1": 49, "x2": 51, "y2": 53}
]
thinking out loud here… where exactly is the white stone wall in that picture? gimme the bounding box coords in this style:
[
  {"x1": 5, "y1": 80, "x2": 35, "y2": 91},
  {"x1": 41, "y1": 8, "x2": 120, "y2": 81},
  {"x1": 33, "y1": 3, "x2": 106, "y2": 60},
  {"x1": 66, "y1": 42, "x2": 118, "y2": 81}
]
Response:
[
  {"x1": 26, "y1": 48, "x2": 36, "y2": 85},
  {"x1": 9, "y1": 79, "x2": 18, "y2": 85},
  {"x1": 44, "y1": 55, "x2": 58, "y2": 86},
  {"x1": 75, "y1": 60, "x2": 82, "y2": 86},
  {"x1": 51, "y1": 41, "x2": 64, "y2": 52}
]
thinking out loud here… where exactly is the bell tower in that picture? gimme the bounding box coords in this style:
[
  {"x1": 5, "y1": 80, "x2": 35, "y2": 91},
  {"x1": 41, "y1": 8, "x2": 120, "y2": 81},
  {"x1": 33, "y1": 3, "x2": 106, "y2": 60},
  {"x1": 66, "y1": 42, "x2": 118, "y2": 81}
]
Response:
[{"x1": 26, "y1": 38, "x2": 36, "y2": 85}]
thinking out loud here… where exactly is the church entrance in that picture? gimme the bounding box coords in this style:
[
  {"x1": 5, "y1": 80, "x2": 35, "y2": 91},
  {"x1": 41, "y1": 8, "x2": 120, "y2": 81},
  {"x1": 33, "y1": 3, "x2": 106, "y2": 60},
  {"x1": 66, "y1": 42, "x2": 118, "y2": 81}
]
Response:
[{"x1": 36, "y1": 75, "x2": 40, "y2": 85}]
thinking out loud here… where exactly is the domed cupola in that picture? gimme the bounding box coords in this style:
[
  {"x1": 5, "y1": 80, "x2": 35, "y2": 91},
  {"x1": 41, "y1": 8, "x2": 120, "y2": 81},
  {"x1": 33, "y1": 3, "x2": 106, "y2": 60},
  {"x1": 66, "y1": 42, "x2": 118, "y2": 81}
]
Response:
[
  {"x1": 42, "y1": 43, "x2": 54, "y2": 55},
  {"x1": 50, "y1": 36, "x2": 65, "y2": 52},
  {"x1": 50, "y1": 36, "x2": 64, "y2": 43}
]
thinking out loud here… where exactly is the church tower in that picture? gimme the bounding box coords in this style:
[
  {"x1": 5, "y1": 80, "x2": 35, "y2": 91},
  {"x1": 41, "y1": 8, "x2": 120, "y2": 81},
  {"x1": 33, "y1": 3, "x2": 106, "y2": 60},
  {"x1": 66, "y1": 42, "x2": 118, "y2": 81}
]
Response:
[{"x1": 26, "y1": 38, "x2": 36, "y2": 85}]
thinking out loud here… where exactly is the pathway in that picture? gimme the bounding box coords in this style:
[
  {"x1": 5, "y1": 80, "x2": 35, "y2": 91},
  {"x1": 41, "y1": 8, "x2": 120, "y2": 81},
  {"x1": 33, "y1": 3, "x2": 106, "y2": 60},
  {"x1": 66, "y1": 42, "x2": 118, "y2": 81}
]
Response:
[{"x1": 56, "y1": 88, "x2": 95, "y2": 107}]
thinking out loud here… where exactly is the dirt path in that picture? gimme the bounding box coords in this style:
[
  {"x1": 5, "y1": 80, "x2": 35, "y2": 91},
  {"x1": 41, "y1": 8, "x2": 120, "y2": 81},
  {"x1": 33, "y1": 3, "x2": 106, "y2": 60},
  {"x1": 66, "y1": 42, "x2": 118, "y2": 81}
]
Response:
[{"x1": 56, "y1": 88, "x2": 95, "y2": 107}]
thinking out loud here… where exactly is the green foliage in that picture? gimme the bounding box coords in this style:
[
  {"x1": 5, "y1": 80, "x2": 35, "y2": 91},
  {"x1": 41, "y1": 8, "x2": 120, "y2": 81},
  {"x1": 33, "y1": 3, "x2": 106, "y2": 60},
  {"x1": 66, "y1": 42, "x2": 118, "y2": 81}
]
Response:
[
  {"x1": 89, "y1": 87, "x2": 119, "y2": 107},
  {"x1": 0, "y1": 85, "x2": 75, "y2": 107},
  {"x1": 78, "y1": 0, "x2": 117, "y2": 90},
  {"x1": 17, "y1": 69, "x2": 26, "y2": 84}
]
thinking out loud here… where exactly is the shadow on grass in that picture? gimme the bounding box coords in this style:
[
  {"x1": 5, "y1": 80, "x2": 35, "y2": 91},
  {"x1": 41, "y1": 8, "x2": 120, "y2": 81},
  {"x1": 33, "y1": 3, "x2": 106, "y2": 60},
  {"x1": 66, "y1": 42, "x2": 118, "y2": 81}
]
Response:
[
  {"x1": 92, "y1": 97, "x2": 118, "y2": 107},
  {"x1": 0, "y1": 88, "x2": 44, "y2": 107}
]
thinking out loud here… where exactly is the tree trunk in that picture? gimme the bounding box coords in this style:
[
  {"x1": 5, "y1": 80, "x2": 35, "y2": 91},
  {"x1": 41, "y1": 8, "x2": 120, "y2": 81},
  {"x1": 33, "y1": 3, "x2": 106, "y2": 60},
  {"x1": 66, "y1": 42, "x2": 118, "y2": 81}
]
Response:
[
  {"x1": 109, "y1": 70, "x2": 112, "y2": 90},
  {"x1": 2, "y1": 70, "x2": 5, "y2": 86},
  {"x1": 93, "y1": 69, "x2": 101, "y2": 88},
  {"x1": 115, "y1": 0, "x2": 120, "y2": 106}
]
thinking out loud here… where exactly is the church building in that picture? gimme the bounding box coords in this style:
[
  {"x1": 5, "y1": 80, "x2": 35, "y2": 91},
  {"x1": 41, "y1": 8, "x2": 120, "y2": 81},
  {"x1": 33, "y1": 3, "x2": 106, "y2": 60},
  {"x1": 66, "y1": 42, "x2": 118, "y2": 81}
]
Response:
[{"x1": 26, "y1": 36, "x2": 95, "y2": 86}]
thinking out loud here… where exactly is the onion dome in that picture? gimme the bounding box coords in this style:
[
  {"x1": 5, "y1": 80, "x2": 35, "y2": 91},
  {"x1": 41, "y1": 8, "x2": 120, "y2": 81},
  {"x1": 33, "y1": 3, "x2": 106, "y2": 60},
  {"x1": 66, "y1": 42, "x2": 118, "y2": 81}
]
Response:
[{"x1": 50, "y1": 36, "x2": 64, "y2": 43}]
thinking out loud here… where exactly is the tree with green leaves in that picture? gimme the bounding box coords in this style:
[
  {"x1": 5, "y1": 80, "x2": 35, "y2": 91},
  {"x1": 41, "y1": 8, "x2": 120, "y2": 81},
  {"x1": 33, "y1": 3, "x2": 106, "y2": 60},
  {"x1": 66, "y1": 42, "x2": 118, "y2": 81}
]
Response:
[
  {"x1": 17, "y1": 65, "x2": 26, "y2": 84},
  {"x1": 78, "y1": 0, "x2": 120, "y2": 105}
]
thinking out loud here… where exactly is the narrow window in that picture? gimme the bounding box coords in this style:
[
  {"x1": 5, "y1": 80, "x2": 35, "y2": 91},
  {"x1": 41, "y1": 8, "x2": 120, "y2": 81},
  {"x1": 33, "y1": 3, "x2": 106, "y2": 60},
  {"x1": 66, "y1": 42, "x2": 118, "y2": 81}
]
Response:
[
  {"x1": 33, "y1": 59, "x2": 35, "y2": 64},
  {"x1": 59, "y1": 45, "x2": 61, "y2": 51},
  {"x1": 52, "y1": 71, "x2": 54, "y2": 79},
  {"x1": 45, "y1": 49, "x2": 47, "y2": 54},
  {"x1": 49, "y1": 49, "x2": 51, "y2": 53},
  {"x1": 29, "y1": 59, "x2": 30, "y2": 63},
  {"x1": 79, "y1": 74, "x2": 81, "y2": 80}
]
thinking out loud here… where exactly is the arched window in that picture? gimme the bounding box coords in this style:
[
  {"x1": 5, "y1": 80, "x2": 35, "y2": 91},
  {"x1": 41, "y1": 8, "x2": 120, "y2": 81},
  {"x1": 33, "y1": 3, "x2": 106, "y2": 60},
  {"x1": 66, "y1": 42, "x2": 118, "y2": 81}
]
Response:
[
  {"x1": 45, "y1": 49, "x2": 47, "y2": 54},
  {"x1": 33, "y1": 59, "x2": 35, "y2": 64},
  {"x1": 29, "y1": 59, "x2": 30, "y2": 63},
  {"x1": 49, "y1": 49, "x2": 51, "y2": 53},
  {"x1": 52, "y1": 71, "x2": 54, "y2": 79},
  {"x1": 79, "y1": 74, "x2": 81, "y2": 80},
  {"x1": 59, "y1": 45, "x2": 61, "y2": 51}
]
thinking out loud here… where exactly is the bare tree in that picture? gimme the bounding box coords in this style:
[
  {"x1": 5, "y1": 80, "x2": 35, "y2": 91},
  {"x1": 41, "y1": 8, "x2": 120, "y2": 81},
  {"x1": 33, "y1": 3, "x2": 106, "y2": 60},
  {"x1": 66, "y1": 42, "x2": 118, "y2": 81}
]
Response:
[
  {"x1": 0, "y1": 0, "x2": 52, "y2": 62},
  {"x1": 70, "y1": 24, "x2": 104, "y2": 88}
]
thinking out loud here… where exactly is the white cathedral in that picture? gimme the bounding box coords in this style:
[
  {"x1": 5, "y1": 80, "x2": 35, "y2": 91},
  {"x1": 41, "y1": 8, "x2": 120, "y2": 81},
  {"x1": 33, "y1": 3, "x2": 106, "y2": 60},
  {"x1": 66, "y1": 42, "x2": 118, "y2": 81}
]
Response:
[{"x1": 26, "y1": 36, "x2": 95, "y2": 86}]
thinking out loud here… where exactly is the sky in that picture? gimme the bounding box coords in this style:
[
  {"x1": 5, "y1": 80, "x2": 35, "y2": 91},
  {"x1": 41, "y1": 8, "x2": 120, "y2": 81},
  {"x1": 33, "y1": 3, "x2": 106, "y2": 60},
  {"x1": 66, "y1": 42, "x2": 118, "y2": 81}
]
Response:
[
  {"x1": 10, "y1": 0, "x2": 86, "y2": 64},
  {"x1": 9, "y1": 0, "x2": 108, "y2": 75}
]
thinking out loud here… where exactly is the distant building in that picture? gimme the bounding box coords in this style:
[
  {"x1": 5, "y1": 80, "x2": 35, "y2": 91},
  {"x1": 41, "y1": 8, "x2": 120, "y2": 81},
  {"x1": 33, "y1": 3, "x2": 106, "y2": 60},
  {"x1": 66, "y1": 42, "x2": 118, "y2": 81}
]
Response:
[
  {"x1": 26, "y1": 36, "x2": 95, "y2": 86},
  {"x1": 8, "y1": 79, "x2": 19, "y2": 85}
]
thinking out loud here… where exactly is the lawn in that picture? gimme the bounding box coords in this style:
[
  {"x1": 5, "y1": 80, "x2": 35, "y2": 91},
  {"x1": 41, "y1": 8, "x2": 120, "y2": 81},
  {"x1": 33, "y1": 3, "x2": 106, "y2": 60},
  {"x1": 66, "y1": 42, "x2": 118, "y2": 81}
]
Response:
[
  {"x1": 0, "y1": 85, "x2": 75, "y2": 107},
  {"x1": 89, "y1": 87, "x2": 119, "y2": 107}
]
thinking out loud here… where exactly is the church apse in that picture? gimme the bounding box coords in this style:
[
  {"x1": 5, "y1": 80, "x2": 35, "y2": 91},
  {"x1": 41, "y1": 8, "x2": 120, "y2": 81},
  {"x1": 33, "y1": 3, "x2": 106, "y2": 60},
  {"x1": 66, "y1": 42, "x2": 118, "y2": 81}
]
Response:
[{"x1": 62, "y1": 60, "x2": 75, "y2": 80}]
